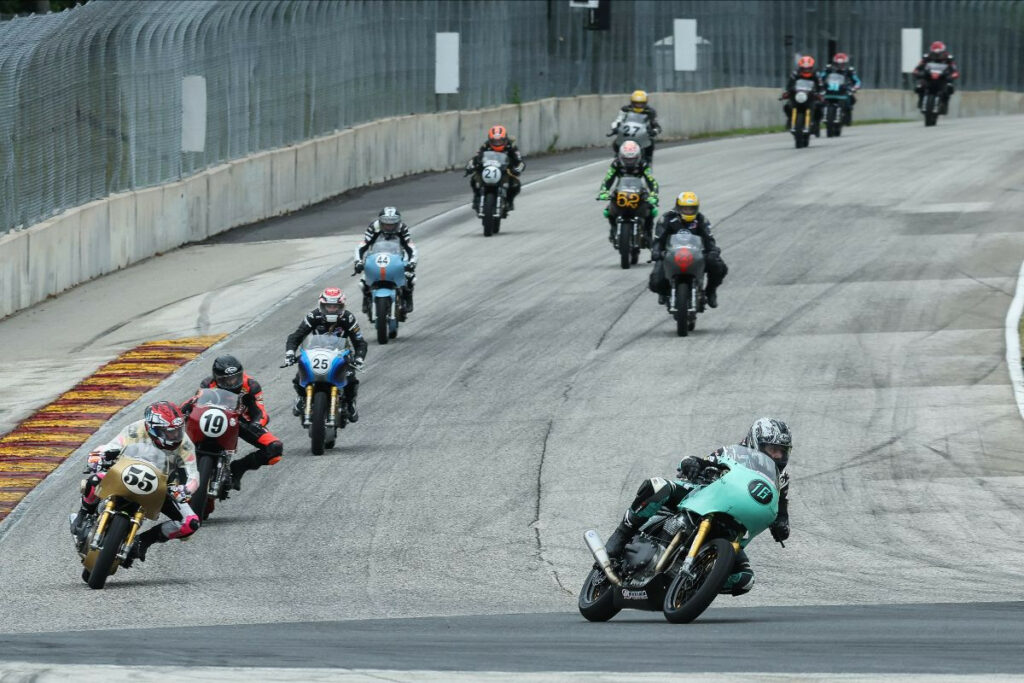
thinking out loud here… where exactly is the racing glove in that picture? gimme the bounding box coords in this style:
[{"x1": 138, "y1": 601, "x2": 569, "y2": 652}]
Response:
[
  {"x1": 770, "y1": 521, "x2": 790, "y2": 543},
  {"x1": 354, "y1": 261, "x2": 364, "y2": 274},
  {"x1": 283, "y1": 350, "x2": 296, "y2": 367},
  {"x1": 677, "y1": 456, "x2": 702, "y2": 481},
  {"x1": 597, "y1": 191, "x2": 610, "y2": 201}
]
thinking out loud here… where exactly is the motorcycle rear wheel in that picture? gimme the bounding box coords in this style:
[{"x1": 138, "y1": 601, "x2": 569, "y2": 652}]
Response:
[
  {"x1": 662, "y1": 538, "x2": 735, "y2": 623},
  {"x1": 675, "y1": 282, "x2": 691, "y2": 337},
  {"x1": 88, "y1": 513, "x2": 131, "y2": 590},
  {"x1": 375, "y1": 298, "x2": 390, "y2": 345},
  {"x1": 310, "y1": 391, "x2": 329, "y2": 455},
  {"x1": 578, "y1": 566, "x2": 621, "y2": 622}
]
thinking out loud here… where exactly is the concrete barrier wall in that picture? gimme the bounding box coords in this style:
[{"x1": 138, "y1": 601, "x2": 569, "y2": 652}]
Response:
[{"x1": 2, "y1": 87, "x2": 1020, "y2": 320}]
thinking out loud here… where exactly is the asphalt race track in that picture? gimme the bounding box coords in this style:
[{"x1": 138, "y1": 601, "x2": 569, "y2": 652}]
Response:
[{"x1": 2, "y1": 116, "x2": 1024, "y2": 676}]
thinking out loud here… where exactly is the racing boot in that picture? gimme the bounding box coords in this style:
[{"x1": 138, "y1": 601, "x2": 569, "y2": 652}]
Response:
[
  {"x1": 124, "y1": 528, "x2": 164, "y2": 567},
  {"x1": 229, "y1": 456, "x2": 251, "y2": 491},
  {"x1": 292, "y1": 396, "x2": 304, "y2": 417},
  {"x1": 719, "y1": 552, "x2": 754, "y2": 596},
  {"x1": 706, "y1": 287, "x2": 718, "y2": 309},
  {"x1": 404, "y1": 288, "x2": 414, "y2": 314},
  {"x1": 69, "y1": 502, "x2": 95, "y2": 539},
  {"x1": 603, "y1": 519, "x2": 637, "y2": 560}
]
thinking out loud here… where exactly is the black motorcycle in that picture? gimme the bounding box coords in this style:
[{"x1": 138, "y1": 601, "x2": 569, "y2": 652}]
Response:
[
  {"x1": 604, "y1": 176, "x2": 652, "y2": 269},
  {"x1": 920, "y1": 61, "x2": 953, "y2": 127}
]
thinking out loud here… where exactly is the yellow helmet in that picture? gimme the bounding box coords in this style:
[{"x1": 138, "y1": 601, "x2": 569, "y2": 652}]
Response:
[
  {"x1": 676, "y1": 191, "x2": 699, "y2": 222},
  {"x1": 630, "y1": 89, "x2": 648, "y2": 111}
]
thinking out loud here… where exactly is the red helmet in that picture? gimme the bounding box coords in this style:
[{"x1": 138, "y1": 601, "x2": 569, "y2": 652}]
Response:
[
  {"x1": 929, "y1": 41, "x2": 947, "y2": 58},
  {"x1": 488, "y1": 125, "x2": 508, "y2": 152},
  {"x1": 144, "y1": 401, "x2": 185, "y2": 451},
  {"x1": 797, "y1": 55, "x2": 815, "y2": 76},
  {"x1": 319, "y1": 287, "x2": 346, "y2": 323},
  {"x1": 832, "y1": 53, "x2": 849, "y2": 66}
]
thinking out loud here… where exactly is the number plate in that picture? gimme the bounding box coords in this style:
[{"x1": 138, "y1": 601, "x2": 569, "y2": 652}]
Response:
[{"x1": 121, "y1": 463, "x2": 160, "y2": 495}]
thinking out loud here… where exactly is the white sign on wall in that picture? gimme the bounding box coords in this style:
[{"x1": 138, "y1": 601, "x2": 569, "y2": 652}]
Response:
[
  {"x1": 901, "y1": 28, "x2": 923, "y2": 73},
  {"x1": 673, "y1": 19, "x2": 697, "y2": 71},
  {"x1": 181, "y1": 75, "x2": 207, "y2": 153},
  {"x1": 435, "y1": 33, "x2": 460, "y2": 94}
]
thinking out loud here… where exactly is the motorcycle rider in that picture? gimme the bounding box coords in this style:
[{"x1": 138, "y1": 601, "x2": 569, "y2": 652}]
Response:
[
  {"x1": 602, "y1": 417, "x2": 792, "y2": 596},
  {"x1": 648, "y1": 192, "x2": 727, "y2": 309},
  {"x1": 912, "y1": 41, "x2": 960, "y2": 114},
  {"x1": 466, "y1": 125, "x2": 526, "y2": 212},
  {"x1": 70, "y1": 401, "x2": 200, "y2": 564},
  {"x1": 596, "y1": 140, "x2": 659, "y2": 247},
  {"x1": 781, "y1": 55, "x2": 825, "y2": 135},
  {"x1": 354, "y1": 207, "x2": 419, "y2": 314},
  {"x1": 610, "y1": 89, "x2": 662, "y2": 163},
  {"x1": 820, "y1": 52, "x2": 862, "y2": 124},
  {"x1": 284, "y1": 287, "x2": 368, "y2": 422},
  {"x1": 180, "y1": 355, "x2": 284, "y2": 492}
]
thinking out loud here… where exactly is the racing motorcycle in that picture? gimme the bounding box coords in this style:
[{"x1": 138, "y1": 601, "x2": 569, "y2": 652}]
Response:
[
  {"x1": 578, "y1": 445, "x2": 781, "y2": 624},
  {"x1": 185, "y1": 387, "x2": 241, "y2": 520},
  {"x1": 822, "y1": 72, "x2": 852, "y2": 137},
  {"x1": 920, "y1": 61, "x2": 954, "y2": 127},
  {"x1": 71, "y1": 442, "x2": 170, "y2": 589},
  {"x1": 610, "y1": 111, "x2": 655, "y2": 164},
  {"x1": 787, "y1": 78, "x2": 818, "y2": 148},
  {"x1": 289, "y1": 333, "x2": 355, "y2": 455},
  {"x1": 362, "y1": 240, "x2": 409, "y2": 344},
  {"x1": 659, "y1": 231, "x2": 706, "y2": 337},
  {"x1": 602, "y1": 176, "x2": 651, "y2": 269},
  {"x1": 476, "y1": 150, "x2": 511, "y2": 237}
]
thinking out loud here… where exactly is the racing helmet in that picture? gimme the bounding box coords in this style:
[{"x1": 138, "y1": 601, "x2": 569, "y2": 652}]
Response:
[
  {"x1": 618, "y1": 140, "x2": 642, "y2": 171},
  {"x1": 675, "y1": 191, "x2": 699, "y2": 223},
  {"x1": 832, "y1": 52, "x2": 849, "y2": 68},
  {"x1": 744, "y1": 417, "x2": 792, "y2": 470},
  {"x1": 378, "y1": 206, "x2": 401, "y2": 234},
  {"x1": 929, "y1": 41, "x2": 947, "y2": 59},
  {"x1": 319, "y1": 287, "x2": 346, "y2": 324},
  {"x1": 797, "y1": 55, "x2": 815, "y2": 77},
  {"x1": 488, "y1": 125, "x2": 508, "y2": 152},
  {"x1": 630, "y1": 89, "x2": 648, "y2": 112},
  {"x1": 211, "y1": 355, "x2": 244, "y2": 392},
  {"x1": 144, "y1": 401, "x2": 185, "y2": 451}
]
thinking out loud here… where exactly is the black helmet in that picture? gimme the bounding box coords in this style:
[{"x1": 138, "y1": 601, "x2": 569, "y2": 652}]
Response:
[
  {"x1": 743, "y1": 417, "x2": 792, "y2": 470},
  {"x1": 212, "y1": 355, "x2": 244, "y2": 392},
  {"x1": 378, "y1": 206, "x2": 402, "y2": 234}
]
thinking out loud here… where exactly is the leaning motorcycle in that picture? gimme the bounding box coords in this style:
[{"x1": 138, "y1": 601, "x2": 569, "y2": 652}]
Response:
[
  {"x1": 602, "y1": 176, "x2": 650, "y2": 269},
  {"x1": 578, "y1": 445, "x2": 780, "y2": 624},
  {"x1": 660, "y1": 231, "x2": 706, "y2": 337},
  {"x1": 822, "y1": 72, "x2": 851, "y2": 137},
  {"x1": 363, "y1": 240, "x2": 408, "y2": 344},
  {"x1": 477, "y1": 150, "x2": 510, "y2": 237},
  {"x1": 611, "y1": 111, "x2": 655, "y2": 164},
  {"x1": 788, "y1": 79, "x2": 817, "y2": 148},
  {"x1": 291, "y1": 334, "x2": 354, "y2": 455},
  {"x1": 71, "y1": 442, "x2": 170, "y2": 589},
  {"x1": 920, "y1": 61, "x2": 952, "y2": 127},
  {"x1": 185, "y1": 387, "x2": 241, "y2": 521}
]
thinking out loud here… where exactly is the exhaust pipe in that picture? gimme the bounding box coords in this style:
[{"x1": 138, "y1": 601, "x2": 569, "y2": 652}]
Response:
[{"x1": 584, "y1": 529, "x2": 621, "y2": 586}]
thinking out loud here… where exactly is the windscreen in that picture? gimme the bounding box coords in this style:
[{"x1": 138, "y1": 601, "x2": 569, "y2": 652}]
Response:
[
  {"x1": 482, "y1": 151, "x2": 508, "y2": 166},
  {"x1": 720, "y1": 444, "x2": 779, "y2": 484},
  {"x1": 195, "y1": 388, "x2": 240, "y2": 409},
  {"x1": 120, "y1": 442, "x2": 170, "y2": 473},
  {"x1": 303, "y1": 333, "x2": 346, "y2": 351}
]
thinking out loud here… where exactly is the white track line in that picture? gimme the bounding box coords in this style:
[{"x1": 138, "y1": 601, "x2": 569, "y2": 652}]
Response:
[{"x1": 1005, "y1": 258, "x2": 1024, "y2": 420}]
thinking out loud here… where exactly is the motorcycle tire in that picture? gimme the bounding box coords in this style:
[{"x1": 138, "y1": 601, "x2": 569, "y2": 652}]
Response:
[
  {"x1": 482, "y1": 194, "x2": 498, "y2": 237},
  {"x1": 578, "y1": 566, "x2": 621, "y2": 622},
  {"x1": 662, "y1": 537, "x2": 735, "y2": 624},
  {"x1": 192, "y1": 455, "x2": 215, "y2": 521},
  {"x1": 310, "y1": 391, "x2": 329, "y2": 456},
  {"x1": 631, "y1": 248, "x2": 640, "y2": 265},
  {"x1": 88, "y1": 513, "x2": 131, "y2": 590},
  {"x1": 924, "y1": 112, "x2": 938, "y2": 127},
  {"x1": 375, "y1": 297, "x2": 390, "y2": 345},
  {"x1": 618, "y1": 223, "x2": 632, "y2": 270},
  {"x1": 675, "y1": 282, "x2": 691, "y2": 337}
]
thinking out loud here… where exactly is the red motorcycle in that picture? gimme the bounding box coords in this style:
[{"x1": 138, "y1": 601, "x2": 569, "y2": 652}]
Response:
[{"x1": 185, "y1": 388, "x2": 241, "y2": 520}]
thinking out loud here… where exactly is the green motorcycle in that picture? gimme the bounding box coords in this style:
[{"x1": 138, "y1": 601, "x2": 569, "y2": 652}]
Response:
[{"x1": 579, "y1": 445, "x2": 781, "y2": 623}]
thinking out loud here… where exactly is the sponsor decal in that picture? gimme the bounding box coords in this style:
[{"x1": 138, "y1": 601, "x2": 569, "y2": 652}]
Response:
[
  {"x1": 621, "y1": 588, "x2": 649, "y2": 601},
  {"x1": 748, "y1": 479, "x2": 774, "y2": 504}
]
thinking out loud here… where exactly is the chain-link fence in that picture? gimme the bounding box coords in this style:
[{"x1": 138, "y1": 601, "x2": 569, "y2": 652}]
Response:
[{"x1": 1, "y1": 0, "x2": 1021, "y2": 235}]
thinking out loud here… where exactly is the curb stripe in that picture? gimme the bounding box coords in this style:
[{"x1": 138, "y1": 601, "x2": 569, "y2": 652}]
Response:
[{"x1": 0, "y1": 334, "x2": 225, "y2": 522}]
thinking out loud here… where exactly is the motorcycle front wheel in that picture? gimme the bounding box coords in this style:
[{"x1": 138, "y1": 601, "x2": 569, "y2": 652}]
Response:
[
  {"x1": 578, "y1": 566, "x2": 621, "y2": 622},
  {"x1": 675, "y1": 282, "x2": 691, "y2": 337},
  {"x1": 310, "y1": 391, "x2": 329, "y2": 455},
  {"x1": 375, "y1": 297, "x2": 390, "y2": 345},
  {"x1": 662, "y1": 538, "x2": 735, "y2": 623},
  {"x1": 618, "y1": 222, "x2": 632, "y2": 270},
  {"x1": 88, "y1": 513, "x2": 131, "y2": 590},
  {"x1": 482, "y1": 193, "x2": 499, "y2": 237},
  {"x1": 192, "y1": 455, "x2": 215, "y2": 521}
]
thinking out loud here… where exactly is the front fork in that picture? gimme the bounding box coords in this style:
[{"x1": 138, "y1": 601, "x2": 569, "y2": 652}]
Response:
[
  {"x1": 118, "y1": 510, "x2": 146, "y2": 560},
  {"x1": 303, "y1": 384, "x2": 313, "y2": 426},
  {"x1": 89, "y1": 500, "x2": 115, "y2": 550},
  {"x1": 329, "y1": 385, "x2": 338, "y2": 428}
]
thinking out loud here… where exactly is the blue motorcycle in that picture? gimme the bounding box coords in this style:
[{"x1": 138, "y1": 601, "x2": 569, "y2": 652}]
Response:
[
  {"x1": 822, "y1": 72, "x2": 852, "y2": 137},
  {"x1": 295, "y1": 334, "x2": 352, "y2": 454},
  {"x1": 362, "y1": 240, "x2": 408, "y2": 344}
]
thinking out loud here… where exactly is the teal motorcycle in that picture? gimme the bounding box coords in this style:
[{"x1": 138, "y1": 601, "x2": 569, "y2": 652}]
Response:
[{"x1": 579, "y1": 445, "x2": 781, "y2": 623}]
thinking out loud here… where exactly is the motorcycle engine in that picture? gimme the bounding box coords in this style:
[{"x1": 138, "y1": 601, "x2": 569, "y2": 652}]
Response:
[{"x1": 621, "y1": 537, "x2": 664, "y2": 574}]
